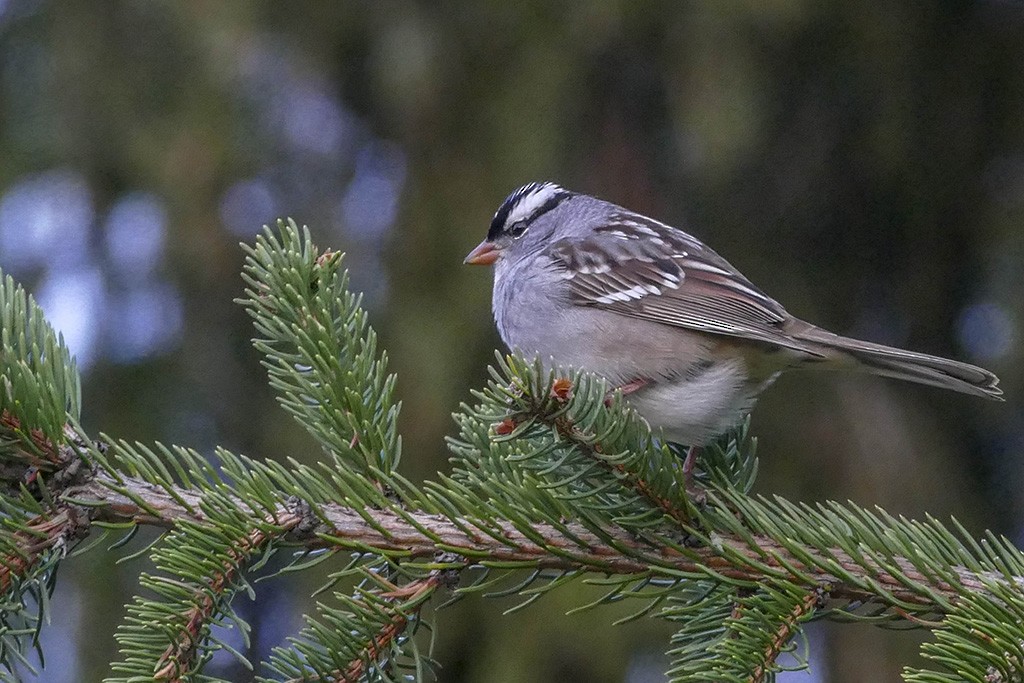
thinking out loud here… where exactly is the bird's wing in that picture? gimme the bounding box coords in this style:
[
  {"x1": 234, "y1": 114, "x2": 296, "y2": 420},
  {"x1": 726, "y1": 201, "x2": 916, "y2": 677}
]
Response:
[{"x1": 545, "y1": 212, "x2": 825, "y2": 356}]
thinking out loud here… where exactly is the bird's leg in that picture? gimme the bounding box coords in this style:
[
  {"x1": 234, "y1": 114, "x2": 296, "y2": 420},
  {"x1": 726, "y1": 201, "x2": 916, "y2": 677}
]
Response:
[
  {"x1": 682, "y1": 446, "x2": 700, "y2": 478},
  {"x1": 618, "y1": 378, "x2": 651, "y2": 395},
  {"x1": 604, "y1": 377, "x2": 651, "y2": 406},
  {"x1": 682, "y1": 445, "x2": 702, "y2": 497}
]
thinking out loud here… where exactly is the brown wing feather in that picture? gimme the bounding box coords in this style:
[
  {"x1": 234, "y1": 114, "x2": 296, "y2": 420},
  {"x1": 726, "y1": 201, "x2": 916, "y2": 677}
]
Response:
[{"x1": 548, "y1": 213, "x2": 825, "y2": 357}]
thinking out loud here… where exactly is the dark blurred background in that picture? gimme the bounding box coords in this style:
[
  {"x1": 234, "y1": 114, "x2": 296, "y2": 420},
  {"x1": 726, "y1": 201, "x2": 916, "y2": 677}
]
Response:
[{"x1": 1, "y1": 2, "x2": 1022, "y2": 681}]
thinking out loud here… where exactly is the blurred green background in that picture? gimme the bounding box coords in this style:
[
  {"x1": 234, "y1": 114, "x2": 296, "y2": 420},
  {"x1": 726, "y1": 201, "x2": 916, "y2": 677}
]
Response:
[{"x1": 1, "y1": 2, "x2": 1022, "y2": 681}]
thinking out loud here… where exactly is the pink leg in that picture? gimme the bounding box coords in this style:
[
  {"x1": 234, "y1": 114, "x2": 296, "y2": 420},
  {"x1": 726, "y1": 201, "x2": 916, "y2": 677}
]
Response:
[
  {"x1": 618, "y1": 378, "x2": 651, "y2": 396},
  {"x1": 604, "y1": 377, "x2": 652, "y2": 407},
  {"x1": 682, "y1": 445, "x2": 700, "y2": 480}
]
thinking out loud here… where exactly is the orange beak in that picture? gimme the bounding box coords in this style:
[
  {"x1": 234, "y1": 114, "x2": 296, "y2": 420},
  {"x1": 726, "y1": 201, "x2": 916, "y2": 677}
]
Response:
[{"x1": 463, "y1": 240, "x2": 500, "y2": 266}]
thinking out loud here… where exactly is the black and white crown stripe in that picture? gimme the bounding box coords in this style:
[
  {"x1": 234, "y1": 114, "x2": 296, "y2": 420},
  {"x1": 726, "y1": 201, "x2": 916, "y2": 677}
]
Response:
[{"x1": 488, "y1": 182, "x2": 572, "y2": 241}]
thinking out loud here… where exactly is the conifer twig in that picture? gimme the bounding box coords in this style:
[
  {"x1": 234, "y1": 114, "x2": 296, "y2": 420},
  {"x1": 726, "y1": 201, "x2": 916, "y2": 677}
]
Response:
[
  {"x1": 0, "y1": 509, "x2": 88, "y2": 592},
  {"x1": 153, "y1": 509, "x2": 305, "y2": 681},
  {"x1": 748, "y1": 589, "x2": 822, "y2": 683},
  {"x1": 7, "y1": 221, "x2": 1022, "y2": 680},
  {"x1": 536, "y1": 386, "x2": 693, "y2": 526},
  {"x1": 0, "y1": 413, "x2": 92, "y2": 591},
  {"x1": 61, "y1": 469, "x2": 1018, "y2": 612},
  {"x1": 325, "y1": 573, "x2": 439, "y2": 683},
  {"x1": 0, "y1": 412, "x2": 61, "y2": 468}
]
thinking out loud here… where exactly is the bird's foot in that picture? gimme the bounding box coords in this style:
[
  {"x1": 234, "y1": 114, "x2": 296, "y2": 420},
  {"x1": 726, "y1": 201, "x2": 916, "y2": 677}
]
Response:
[
  {"x1": 682, "y1": 445, "x2": 704, "y2": 501},
  {"x1": 604, "y1": 377, "x2": 652, "y2": 407}
]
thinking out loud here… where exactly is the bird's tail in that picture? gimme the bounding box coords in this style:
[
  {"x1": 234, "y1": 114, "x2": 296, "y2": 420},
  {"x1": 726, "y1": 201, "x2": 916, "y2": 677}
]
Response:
[{"x1": 791, "y1": 325, "x2": 1003, "y2": 400}]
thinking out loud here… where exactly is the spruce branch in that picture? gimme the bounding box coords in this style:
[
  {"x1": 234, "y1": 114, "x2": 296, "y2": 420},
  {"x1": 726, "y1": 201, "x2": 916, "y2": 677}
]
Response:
[
  {"x1": 9, "y1": 409, "x2": 1019, "y2": 681},
  {"x1": 0, "y1": 268, "x2": 91, "y2": 676},
  {"x1": 0, "y1": 492, "x2": 90, "y2": 679},
  {"x1": 526, "y1": 375, "x2": 694, "y2": 526},
  {"x1": 737, "y1": 581, "x2": 823, "y2": 683},
  {"x1": 53, "y1": 467, "x2": 1020, "y2": 609},
  {"x1": 3, "y1": 221, "x2": 1023, "y2": 681},
  {"x1": 0, "y1": 272, "x2": 80, "y2": 448},
  {"x1": 0, "y1": 509, "x2": 88, "y2": 594},
  {"x1": 151, "y1": 509, "x2": 305, "y2": 681},
  {"x1": 0, "y1": 417, "x2": 87, "y2": 597},
  {"x1": 237, "y1": 223, "x2": 401, "y2": 479},
  {"x1": 101, "y1": 442, "x2": 334, "y2": 683},
  {"x1": 753, "y1": 589, "x2": 823, "y2": 679},
  {"x1": 272, "y1": 573, "x2": 444, "y2": 683},
  {"x1": 353, "y1": 571, "x2": 441, "y2": 677},
  {"x1": 662, "y1": 581, "x2": 821, "y2": 683}
]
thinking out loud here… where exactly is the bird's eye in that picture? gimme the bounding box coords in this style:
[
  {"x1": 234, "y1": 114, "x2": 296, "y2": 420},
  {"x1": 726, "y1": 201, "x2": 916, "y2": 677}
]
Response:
[{"x1": 508, "y1": 222, "x2": 529, "y2": 239}]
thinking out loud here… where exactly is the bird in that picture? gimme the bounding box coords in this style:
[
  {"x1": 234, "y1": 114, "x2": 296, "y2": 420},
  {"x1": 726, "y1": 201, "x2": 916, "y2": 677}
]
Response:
[{"x1": 464, "y1": 181, "x2": 1002, "y2": 447}]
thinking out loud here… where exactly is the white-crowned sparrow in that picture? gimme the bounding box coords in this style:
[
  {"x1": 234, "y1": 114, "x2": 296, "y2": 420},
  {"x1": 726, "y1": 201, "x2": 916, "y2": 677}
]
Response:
[{"x1": 465, "y1": 182, "x2": 1002, "y2": 446}]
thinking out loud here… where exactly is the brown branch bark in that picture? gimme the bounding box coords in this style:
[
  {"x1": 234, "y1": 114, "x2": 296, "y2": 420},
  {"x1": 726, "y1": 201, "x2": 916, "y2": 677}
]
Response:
[{"x1": 64, "y1": 470, "x2": 1013, "y2": 612}]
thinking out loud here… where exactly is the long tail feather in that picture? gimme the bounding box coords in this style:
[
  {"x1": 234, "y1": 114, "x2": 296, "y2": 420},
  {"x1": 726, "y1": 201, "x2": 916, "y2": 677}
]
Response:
[{"x1": 792, "y1": 326, "x2": 1003, "y2": 400}]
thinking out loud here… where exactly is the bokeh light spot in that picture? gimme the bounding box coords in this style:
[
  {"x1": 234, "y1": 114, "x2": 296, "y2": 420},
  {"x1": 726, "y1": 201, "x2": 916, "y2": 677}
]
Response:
[
  {"x1": 957, "y1": 301, "x2": 1016, "y2": 361},
  {"x1": 104, "y1": 192, "x2": 167, "y2": 278},
  {"x1": 284, "y1": 85, "x2": 351, "y2": 157},
  {"x1": 219, "y1": 178, "x2": 279, "y2": 236},
  {"x1": 340, "y1": 140, "x2": 406, "y2": 241},
  {"x1": 36, "y1": 265, "x2": 105, "y2": 371},
  {"x1": 106, "y1": 281, "x2": 183, "y2": 363},
  {"x1": 0, "y1": 168, "x2": 93, "y2": 272}
]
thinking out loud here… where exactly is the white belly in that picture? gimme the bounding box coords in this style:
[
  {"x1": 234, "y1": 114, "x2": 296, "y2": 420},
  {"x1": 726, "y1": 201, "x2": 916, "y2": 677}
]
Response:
[{"x1": 625, "y1": 359, "x2": 772, "y2": 445}]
